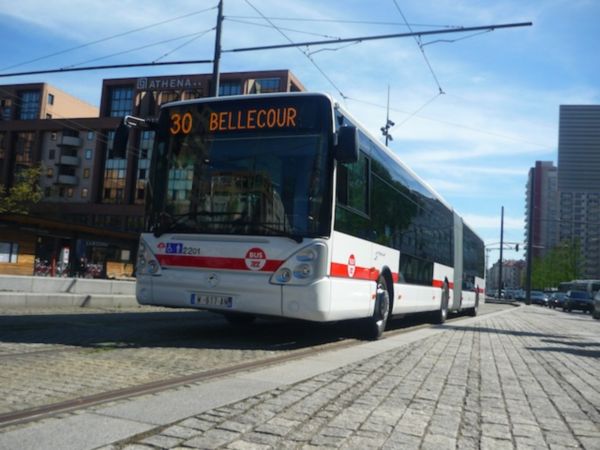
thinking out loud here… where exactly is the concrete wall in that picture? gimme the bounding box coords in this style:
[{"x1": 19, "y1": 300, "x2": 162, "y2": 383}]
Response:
[{"x1": 0, "y1": 274, "x2": 135, "y2": 295}]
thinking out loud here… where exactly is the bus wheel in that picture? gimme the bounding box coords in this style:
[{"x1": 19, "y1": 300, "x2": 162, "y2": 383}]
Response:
[
  {"x1": 468, "y1": 294, "x2": 479, "y2": 317},
  {"x1": 434, "y1": 284, "x2": 449, "y2": 324},
  {"x1": 364, "y1": 276, "x2": 390, "y2": 340},
  {"x1": 223, "y1": 313, "x2": 256, "y2": 326}
]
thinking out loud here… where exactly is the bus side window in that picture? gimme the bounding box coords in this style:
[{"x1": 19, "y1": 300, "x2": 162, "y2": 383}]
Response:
[
  {"x1": 337, "y1": 150, "x2": 369, "y2": 214},
  {"x1": 336, "y1": 164, "x2": 348, "y2": 205}
]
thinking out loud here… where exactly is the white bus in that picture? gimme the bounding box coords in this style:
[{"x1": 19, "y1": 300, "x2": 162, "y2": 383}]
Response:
[{"x1": 116, "y1": 92, "x2": 485, "y2": 339}]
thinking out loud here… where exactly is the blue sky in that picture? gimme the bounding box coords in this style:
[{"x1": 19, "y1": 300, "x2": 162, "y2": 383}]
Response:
[{"x1": 2, "y1": 0, "x2": 599, "y2": 266}]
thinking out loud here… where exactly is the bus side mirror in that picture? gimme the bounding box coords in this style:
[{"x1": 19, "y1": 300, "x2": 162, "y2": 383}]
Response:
[
  {"x1": 112, "y1": 119, "x2": 130, "y2": 159},
  {"x1": 335, "y1": 126, "x2": 358, "y2": 164}
]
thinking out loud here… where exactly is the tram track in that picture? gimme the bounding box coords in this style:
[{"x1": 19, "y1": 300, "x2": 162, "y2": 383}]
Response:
[{"x1": 0, "y1": 304, "x2": 514, "y2": 429}]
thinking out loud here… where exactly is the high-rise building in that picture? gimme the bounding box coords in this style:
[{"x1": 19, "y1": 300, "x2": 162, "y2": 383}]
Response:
[
  {"x1": 524, "y1": 161, "x2": 558, "y2": 260},
  {"x1": 557, "y1": 105, "x2": 600, "y2": 279}
]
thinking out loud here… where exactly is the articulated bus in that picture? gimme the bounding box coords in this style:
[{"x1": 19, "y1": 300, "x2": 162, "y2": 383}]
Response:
[{"x1": 117, "y1": 92, "x2": 485, "y2": 339}]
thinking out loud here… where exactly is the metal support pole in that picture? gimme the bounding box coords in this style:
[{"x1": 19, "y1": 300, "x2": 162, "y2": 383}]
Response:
[
  {"x1": 210, "y1": 0, "x2": 224, "y2": 97},
  {"x1": 525, "y1": 170, "x2": 534, "y2": 305},
  {"x1": 497, "y1": 206, "x2": 504, "y2": 299}
]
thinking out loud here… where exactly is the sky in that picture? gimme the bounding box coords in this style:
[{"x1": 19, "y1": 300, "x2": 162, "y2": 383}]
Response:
[{"x1": 1, "y1": 0, "x2": 599, "y2": 267}]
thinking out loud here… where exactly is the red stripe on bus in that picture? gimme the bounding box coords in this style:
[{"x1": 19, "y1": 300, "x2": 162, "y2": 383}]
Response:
[
  {"x1": 330, "y1": 263, "x2": 399, "y2": 283},
  {"x1": 432, "y1": 279, "x2": 454, "y2": 289},
  {"x1": 156, "y1": 255, "x2": 283, "y2": 272}
]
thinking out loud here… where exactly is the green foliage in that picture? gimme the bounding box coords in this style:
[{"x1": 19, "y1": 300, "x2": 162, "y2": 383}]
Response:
[
  {"x1": 531, "y1": 239, "x2": 582, "y2": 290},
  {"x1": 0, "y1": 166, "x2": 43, "y2": 214}
]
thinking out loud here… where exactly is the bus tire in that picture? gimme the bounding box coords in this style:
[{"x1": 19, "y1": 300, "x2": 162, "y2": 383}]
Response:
[
  {"x1": 223, "y1": 313, "x2": 256, "y2": 326},
  {"x1": 468, "y1": 293, "x2": 479, "y2": 317},
  {"x1": 434, "y1": 283, "x2": 449, "y2": 324},
  {"x1": 363, "y1": 276, "x2": 390, "y2": 340}
]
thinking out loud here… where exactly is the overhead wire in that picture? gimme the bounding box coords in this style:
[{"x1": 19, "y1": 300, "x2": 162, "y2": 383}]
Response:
[
  {"x1": 224, "y1": 18, "x2": 342, "y2": 40},
  {"x1": 226, "y1": 15, "x2": 462, "y2": 29},
  {"x1": 62, "y1": 28, "x2": 215, "y2": 69},
  {"x1": 391, "y1": 0, "x2": 444, "y2": 94},
  {"x1": 0, "y1": 5, "x2": 218, "y2": 73},
  {"x1": 243, "y1": 0, "x2": 348, "y2": 100},
  {"x1": 344, "y1": 95, "x2": 553, "y2": 150}
]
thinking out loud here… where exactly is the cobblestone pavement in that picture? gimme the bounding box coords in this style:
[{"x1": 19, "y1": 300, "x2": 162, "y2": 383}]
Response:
[
  {"x1": 105, "y1": 306, "x2": 600, "y2": 450},
  {"x1": 0, "y1": 304, "x2": 509, "y2": 416}
]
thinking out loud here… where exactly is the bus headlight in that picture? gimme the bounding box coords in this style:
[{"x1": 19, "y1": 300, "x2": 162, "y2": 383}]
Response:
[
  {"x1": 270, "y1": 242, "x2": 326, "y2": 285},
  {"x1": 136, "y1": 239, "x2": 162, "y2": 276}
]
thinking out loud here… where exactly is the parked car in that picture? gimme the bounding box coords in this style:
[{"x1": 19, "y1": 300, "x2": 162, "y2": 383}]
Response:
[
  {"x1": 514, "y1": 290, "x2": 526, "y2": 302},
  {"x1": 563, "y1": 290, "x2": 594, "y2": 313},
  {"x1": 530, "y1": 291, "x2": 549, "y2": 306},
  {"x1": 593, "y1": 291, "x2": 600, "y2": 320},
  {"x1": 548, "y1": 292, "x2": 567, "y2": 309}
]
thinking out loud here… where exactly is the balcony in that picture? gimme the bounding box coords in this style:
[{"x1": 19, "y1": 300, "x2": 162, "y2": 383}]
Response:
[
  {"x1": 56, "y1": 174, "x2": 79, "y2": 185},
  {"x1": 58, "y1": 155, "x2": 80, "y2": 166},
  {"x1": 59, "y1": 135, "x2": 82, "y2": 147}
]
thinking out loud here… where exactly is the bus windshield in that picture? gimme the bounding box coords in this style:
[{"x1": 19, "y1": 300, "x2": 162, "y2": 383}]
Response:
[{"x1": 151, "y1": 131, "x2": 331, "y2": 239}]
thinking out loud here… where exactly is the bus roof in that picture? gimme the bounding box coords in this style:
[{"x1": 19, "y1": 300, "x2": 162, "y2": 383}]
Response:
[{"x1": 161, "y1": 91, "x2": 481, "y2": 241}]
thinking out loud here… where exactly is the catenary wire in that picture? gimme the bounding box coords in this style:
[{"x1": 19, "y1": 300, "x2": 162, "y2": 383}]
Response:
[
  {"x1": 224, "y1": 18, "x2": 342, "y2": 40},
  {"x1": 226, "y1": 15, "x2": 462, "y2": 28},
  {"x1": 243, "y1": 0, "x2": 348, "y2": 100},
  {"x1": 391, "y1": 0, "x2": 444, "y2": 94},
  {"x1": 0, "y1": 6, "x2": 218, "y2": 73},
  {"x1": 345, "y1": 95, "x2": 553, "y2": 149},
  {"x1": 63, "y1": 29, "x2": 215, "y2": 69}
]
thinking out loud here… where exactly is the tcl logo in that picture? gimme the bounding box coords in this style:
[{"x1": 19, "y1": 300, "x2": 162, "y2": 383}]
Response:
[
  {"x1": 245, "y1": 247, "x2": 267, "y2": 271},
  {"x1": 348, "y1": 254, "x2": 356, "y2": 277}
]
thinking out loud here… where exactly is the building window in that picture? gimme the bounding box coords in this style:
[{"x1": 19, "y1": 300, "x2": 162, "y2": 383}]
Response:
[
  {"x1": 1, "y1": 98, "x2": 12, "y2": 120},
  {"x1": 0, "y1": 242, "x2": 18, "y2": 263},
  {"x1": 102, "y1": 130, "x2": 127, "y2": 203},
  {"x1": 51, "y1": 132, "x2": 57, "y2": 141},
  {"x1": 47, "y1": 93, "x2": 55, "y2": 105},
  {"x1": 49, "y1": 149, "x2": 55, "y2": 160},
  {"x1": 66, "y1": 187, "x2": 74, "y2": 198},
  {"x1": 83, "y1": 168, "x2": 90, "y2": 178},
  {"x1": 19, "y1": 90, "x2": 41, "y2": 119},
  {"x1": 85, "y1": 149, "x2": 93, "y2": 160},
  {"x1": 82, "y1": 188, "x2": 88, "y2": 198},
  {"x1": 46, "y1": 114, "x2": 52, "y2": 119},
  {"x1": 108, "y1": 86, "x2": 133, "y2": 117},
  {"x1": 135, "y1": 131, "x2": 154, "y2": 205},
  {"x1": 158, "y1": 91, "x2": 179, "y2": 106},
  {"x1": 251, "y1": 78, "x2": 281, "y2": 94},
  {"x1": 219, "y1": 80, "x2": 242, "y2": 96},
  {"x1": 46, "y1": 167, "x2": 54, "y2": 178},
  {"x1": 44, "y1": 187, "x2": 52, "y2": 197},
  {"x1": 15, "y1": 132, "x2": 35, "y2": 164},
  {"x1": 87, "y1": 131, "x2": 95, "y2": 141}
]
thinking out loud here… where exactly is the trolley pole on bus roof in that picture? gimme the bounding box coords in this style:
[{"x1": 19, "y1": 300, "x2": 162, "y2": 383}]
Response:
[
  {"x1": 210, "y1": 0, "x2": 224, "y2": 97},
  {"x1": 381, "y1": 85, "x2": 394, "y2": 146}
]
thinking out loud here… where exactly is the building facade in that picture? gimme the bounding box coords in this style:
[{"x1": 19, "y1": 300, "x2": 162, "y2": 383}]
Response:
[
  {"x1": 525, "y1": 161, "x2": 558, "y2": 260},
  {"x1": 0, "y1": 70, "x2": 304, "y2": 277},
  {"x1": 487, "y1": 259, "x2": 525, "y2": 291},
  {"x1": 557, "y1": 105, "x2": 600, "y2": 279}
]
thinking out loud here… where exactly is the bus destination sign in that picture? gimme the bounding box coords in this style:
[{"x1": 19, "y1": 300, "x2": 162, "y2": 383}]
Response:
[{"x1": 168, "y1": 96, "x2": 327, "y2": 137}]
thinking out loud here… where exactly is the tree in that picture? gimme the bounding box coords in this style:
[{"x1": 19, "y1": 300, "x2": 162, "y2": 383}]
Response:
[
  {"x1": 0, "y1": 166, "x2": 43, "y2": 214},
  {"x1": 531, "y1": 239, "x2": 582, "y2": 289}
]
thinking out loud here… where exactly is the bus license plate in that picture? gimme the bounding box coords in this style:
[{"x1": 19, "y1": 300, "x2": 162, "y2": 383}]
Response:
[{"x1": 191, "y1": 293, "x2": 233, "y2": 308}]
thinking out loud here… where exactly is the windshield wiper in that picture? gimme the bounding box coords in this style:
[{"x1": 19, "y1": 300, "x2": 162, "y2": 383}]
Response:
[
  {"x1": 234, "y1": 220, "x2": 304, "y2": 243},
  {"x1": 152, "y1": 211, "x2": 240, "y2": 237}
]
